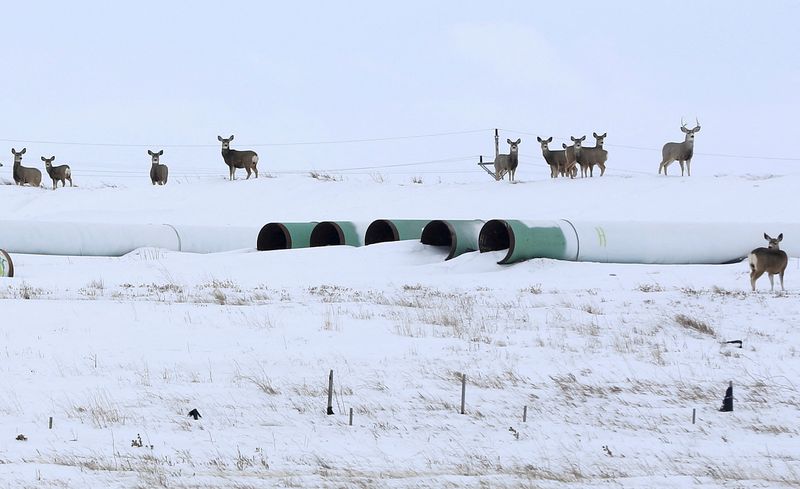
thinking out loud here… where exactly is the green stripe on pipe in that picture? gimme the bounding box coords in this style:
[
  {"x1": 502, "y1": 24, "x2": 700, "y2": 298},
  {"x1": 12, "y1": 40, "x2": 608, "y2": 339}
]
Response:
[
  {"x1": 421, "y1": 220, "x2": 484, "y2": 260},
  {"x1": 365, "y1": 219, "x2": 429, "y2": 245},
  {"x1": 257, "y1": 222, "x2": 318, "y2": 250},
  {"x1": 479, "y1": 220, "x2": 568, "y2": 264}
]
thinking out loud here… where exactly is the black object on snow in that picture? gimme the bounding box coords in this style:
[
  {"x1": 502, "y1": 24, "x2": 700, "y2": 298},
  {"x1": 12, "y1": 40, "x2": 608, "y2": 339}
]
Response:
[
  {"x1": 719, "y1": 382, "x2": 733, "y2": 412},
  {"x1": 188, "y1": 408, "x2": 202, "y2": 420},
  {"x1": 724, "y1": 340, "x2": 743, "y2": 348}
]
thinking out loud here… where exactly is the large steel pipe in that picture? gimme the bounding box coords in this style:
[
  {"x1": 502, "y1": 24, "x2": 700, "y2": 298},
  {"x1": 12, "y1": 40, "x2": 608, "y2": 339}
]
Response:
[
  {"x1": 479, "y1": 219, "x2": 800, "y2": 264},
  {"x1": 257, "y1": 222, "x2": 317, "y2": 251},
  {"x1": 365, "y1": 219, "x2": 429, "y2": 245},
  {"x1": 420, "y1": 220, "x2": 484, "y2": 260}
]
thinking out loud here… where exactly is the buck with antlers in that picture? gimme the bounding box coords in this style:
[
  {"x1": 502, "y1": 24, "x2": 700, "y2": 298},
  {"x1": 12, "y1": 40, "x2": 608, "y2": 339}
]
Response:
[
  {"x1": 658, "y1": 118, "x2": 700, "y2": 176},
  {"x1": 749, "y1": 233, "x2": 788, "y2": 292}
]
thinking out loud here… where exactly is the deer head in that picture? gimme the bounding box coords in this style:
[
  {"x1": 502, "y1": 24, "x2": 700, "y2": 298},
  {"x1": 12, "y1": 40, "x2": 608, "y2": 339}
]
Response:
[
  {"x1": 11, "y1": 147, "x2": 26, "y2": 163},
  {"x1": 593, "y1": 132, "x2": 607, "y2": 146},
  {"x1": 506, "y1": 138, "x2": 521, "y2": 154},
  {"x1": 679, "y1": 118, "x2": 701, "y2": 140},
  {"x1": 148, "y1": 149, "x2": 164, "y2": 164},
  {"x1": 537, "y1": 136, "x2": 553, "y2": 150},
  {"x1": 41, "y1": 156, "x2": 56, "y2": 169},
  {"x1": 570, "y1": 135, "x2": 586, "y2": 150},
  {"x1": 764, "y1": 233, "x2": 783, "y2": 249},
  {"x1": 217, "y1": 135, "x2": 235, "y2": 150}
]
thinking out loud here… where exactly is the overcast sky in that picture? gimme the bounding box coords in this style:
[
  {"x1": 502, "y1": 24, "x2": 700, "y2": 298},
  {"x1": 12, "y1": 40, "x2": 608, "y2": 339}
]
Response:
[{"x1": 2, "y1": 1, "x2": 798, "y2": 180}]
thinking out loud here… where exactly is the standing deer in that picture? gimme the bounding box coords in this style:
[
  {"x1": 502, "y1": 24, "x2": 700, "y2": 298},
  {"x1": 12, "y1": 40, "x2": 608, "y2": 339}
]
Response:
[
  {"x1": 148, "y1": 149, "x2": 169, "y2": 185},
  {"x1": 749, "y1": 233, "x2": 788, "y2": 292},
  {"x1": 41, "y1": 156, "x2": 73, "y2": 189},
  {"x1": 562, "y1": 136, "x2": 585, "y2": 179},
  {"x1": 578, "y1": 132, "x2": 608, "y2": 177},
  {"x1": 218, "y1": 135, "x2": 259, "y2": 180},
  {"x1": 494, "y1": 138, "x2": 521, "y2": 181},
  {"x1": 659, "y1": 119, "x2": 700, "y2": 176},
  {"x1": 537, "y1": 137, "x2": 567, "y2": 178},
  {"x1": 11, "y1": 148, "x2": 42, "y2": 187}
]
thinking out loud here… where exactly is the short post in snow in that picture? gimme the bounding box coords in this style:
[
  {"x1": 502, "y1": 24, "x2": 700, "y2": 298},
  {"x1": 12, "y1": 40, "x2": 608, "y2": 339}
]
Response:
[
  {"x1": 49, "y1": 417, "x2": 53, "y2": 429},
  {"x1": 523, "y1": 406, "x2": 527, "y2": 423},
  {"x1": 349, "y1": 408, "x2": 353, "y2": 426},
  {"x1": 719, "y1": 381, "x2": 734, "y2": 412},
  {"x1": 326, "y1": 370, "x2": 334, "y2": 415},
  {"x1": 692, "y1": 408, "x2": 696, "y2": 424},
  {"x1": 460, "y1": 373, "x2": 466, "y2": 415}
]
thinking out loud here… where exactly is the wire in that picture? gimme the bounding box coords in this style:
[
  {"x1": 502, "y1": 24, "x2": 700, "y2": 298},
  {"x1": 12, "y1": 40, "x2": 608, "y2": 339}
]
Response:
[{"x1": 0, "y1": 129, "x2": 491, "y2": 149}]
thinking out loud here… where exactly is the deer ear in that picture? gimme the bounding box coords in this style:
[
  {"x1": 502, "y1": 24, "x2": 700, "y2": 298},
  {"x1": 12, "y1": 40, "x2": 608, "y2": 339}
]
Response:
[
  {"x1": 562, "y1": 143, "x2": 567, "y2": 148},
  {"x1": 537, "y1": 136, "x2": 543, "y2": 142},
  {"x1": 507, "y1": 139, "x2": 513, "y2": 144},
  {"x1": 580, "y1": 136, "x2": 586, "y2": 141},
  {"x1": 681, "y1": 126, "x2": 689, "y2": 133},
  {"x1": 601, "y1": 132, "x2": 607, "y2": 138},
  {"x1": 229, "y1": 135, "x2": 234, "y2": 141},
  {"x1": 217, "y1": 135, "x2": 223, "y2": 141},
  {"x1": 148, "y1": 150, "x2": 154, "y2": 156},
  {"x1": 546, "y1": 137, "x2": 552, "y2": 143},
  {"x1": 158, "y1": 150, "x2": 164, "y2": 156},
  {"x1": 764, "y1": 233, "x2": 770, "y2": 240},
  {"x1": 21, "y1": 148, "x2": 26, "y2": 154},
  {"x1": 41, "y1": 156, "x2": 46, "y2": 161},
  {"x1": 778, "y1": 233, "x2": 783, "y2": 241},
  {"x1": 593, "y1": 132, "x2": 598, "y2": 138},
  {"x1": 693, "y1": 126, "x2": 701, "y2": 133},
  {"x1": 515, "y1": 138, "x2": 521, "y2": 144}
]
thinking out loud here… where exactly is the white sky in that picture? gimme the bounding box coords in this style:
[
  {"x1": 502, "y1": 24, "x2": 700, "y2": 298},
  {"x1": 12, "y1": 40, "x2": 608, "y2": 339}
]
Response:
[{"x1": 2, "y1": 1, "x2": 798, "y2": 179}]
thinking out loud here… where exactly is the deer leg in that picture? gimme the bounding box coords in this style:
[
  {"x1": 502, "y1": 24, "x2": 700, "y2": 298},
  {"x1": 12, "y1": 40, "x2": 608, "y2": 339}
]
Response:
[
  {"x1": 246, "y1": 167, "x2": 251, "y2": 180},
  {"x1": 599, "y1": 163, "x2": 606, "y2": 176},
  {"x1": 768, "y1": 273, "x2": 775, "y2": 291},
  {"x1": 751, "y1": 269, "x2": 765, "y2": 291},
  {"x1": 686, "y1": 159, "x2": 691, "y2": 177},
  {"x1": 659, "y1": 160, "x2": 668, "y2": 175},
  {"x1": 780, "y1": 271, "x2": 785, "y2": 291},
  {"x1": 679, "y1": 161, "x2": 685, "y2": 176}
]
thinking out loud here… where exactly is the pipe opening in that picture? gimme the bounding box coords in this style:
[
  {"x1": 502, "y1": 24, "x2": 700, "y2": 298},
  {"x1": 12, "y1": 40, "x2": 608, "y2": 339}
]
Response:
[
  {"x1": 310, "y1": 222, "x2": 345, "y2": 247},
  {"x1": 421, "y1": 220, "x2": 459, "y2": 259},
  {"x1": 257, "y1": 223, "x2": 291, "y2": 251},
  {"x1": 365, "y1": 220, "x2": 399, "y2": 245},
  {"x1": 0, "y1": 249, "x2": 13, "y2": 278},
  {"x1": 479, "y1": 219, "x2": 511, "y2": 252}
]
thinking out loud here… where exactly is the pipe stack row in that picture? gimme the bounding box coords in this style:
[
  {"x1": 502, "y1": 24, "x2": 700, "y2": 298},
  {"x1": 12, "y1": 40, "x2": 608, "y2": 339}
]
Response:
[{"x1": 2, "y1": 219, "x2": 796, "y2": 265}]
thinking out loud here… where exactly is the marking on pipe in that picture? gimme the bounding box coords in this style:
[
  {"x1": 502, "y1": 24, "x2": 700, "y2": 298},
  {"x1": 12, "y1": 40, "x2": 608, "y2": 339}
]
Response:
[{"x1": 595, "y1": 227, "x2": 607, "y2": 247}]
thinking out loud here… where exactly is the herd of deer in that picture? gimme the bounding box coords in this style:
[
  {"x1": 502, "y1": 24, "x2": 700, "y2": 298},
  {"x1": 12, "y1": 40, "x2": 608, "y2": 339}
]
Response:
[
  {"x1": 1, "y1": 135, "x2": 260, "y2": 188},
  {"x1": 0, "y1": 125, "x2": 791, "y2": 291},
  {"x1": 491, "y1": 118, "x2": 702, "y2": 182}
]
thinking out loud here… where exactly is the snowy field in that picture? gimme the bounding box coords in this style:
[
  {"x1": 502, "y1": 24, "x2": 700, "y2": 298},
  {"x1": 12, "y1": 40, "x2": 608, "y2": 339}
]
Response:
[{"x1": 1, "y1": 162, "x2": 799, "y2": 488}]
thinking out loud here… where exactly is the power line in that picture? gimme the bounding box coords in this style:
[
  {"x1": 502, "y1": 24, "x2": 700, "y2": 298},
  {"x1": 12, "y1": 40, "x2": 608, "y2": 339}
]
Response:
[{"x1": 0, "y1": 129, "x2": 491, "y2": 149}]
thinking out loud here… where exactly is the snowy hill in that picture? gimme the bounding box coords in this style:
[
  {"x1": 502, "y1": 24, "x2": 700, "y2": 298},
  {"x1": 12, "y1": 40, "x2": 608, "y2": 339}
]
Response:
[{"x1": 1, "y1": 170, "x2": 799, "y2": 488}]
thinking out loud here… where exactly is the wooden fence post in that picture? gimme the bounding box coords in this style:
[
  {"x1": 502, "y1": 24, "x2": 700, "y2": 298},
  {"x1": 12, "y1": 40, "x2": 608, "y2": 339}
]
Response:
[
  {"x1": 326, "y1": 370, "x2": 334, "y2": 415},
  {"x1": 460, "y1": 373, "x2": 466, "y2": 415}
]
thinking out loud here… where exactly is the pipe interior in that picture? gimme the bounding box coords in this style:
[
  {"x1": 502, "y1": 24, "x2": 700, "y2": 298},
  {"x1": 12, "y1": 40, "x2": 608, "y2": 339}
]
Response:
[
  {"x1": 257, "y1": 223, "x2": 290, "y2": 251},
  {"x1": 310, "y1": 222, "x2": 344, "y2": 247},
  {"x1": 365, "y1": 220, "x2": 398, "y2": 245},
  {"x1": 479, "y1": 220, "x2": 510, "y2": 252},
  {"x1": 420, "y1": 220, "x2": 453, "y2": 247}
]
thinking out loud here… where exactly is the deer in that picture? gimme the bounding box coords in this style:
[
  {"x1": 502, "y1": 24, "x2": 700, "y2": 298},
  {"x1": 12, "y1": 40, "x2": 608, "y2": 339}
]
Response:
[
  {"x1": 659, "y1": 118, "x2": 700, "y2": 176},
  {"x1": 11, "y1": 148, "x2": 42, "y2": 187},
  {"x1": 217, "y1": 135, "x2": 259, "y2": 180},
  {"x1": 749, "y1": 233, "x2": 788, "y2": 292},
  {"x1": 577, "y1": 132, "x2": 608, "y2": 177},
  {"x1": 562, "y1": 136, "x2": 585, "y2": 179},
  {"x1": 41, "y1": 156, "x2": 73, "y2": 189},
  {"x1": 494, "y1": 138, "x2": 521, "y2": 181},
  {"x1": 537, "y1": 137, "x2": 568, "y2": 178},
  {"x1": 148, "y1": 149, "x2": 169, "y2": 185}
]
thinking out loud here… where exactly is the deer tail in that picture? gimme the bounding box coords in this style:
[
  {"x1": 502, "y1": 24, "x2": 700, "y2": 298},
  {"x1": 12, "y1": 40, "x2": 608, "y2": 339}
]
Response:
[{"x1": 748, "y1": 253, "x2": 757, "y2": 272}]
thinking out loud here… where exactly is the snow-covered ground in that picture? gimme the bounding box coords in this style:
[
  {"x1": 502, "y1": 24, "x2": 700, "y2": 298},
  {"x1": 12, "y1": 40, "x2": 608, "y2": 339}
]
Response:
[{"x1": 1, "y1": 165, "x2": 799, "y2": 488}]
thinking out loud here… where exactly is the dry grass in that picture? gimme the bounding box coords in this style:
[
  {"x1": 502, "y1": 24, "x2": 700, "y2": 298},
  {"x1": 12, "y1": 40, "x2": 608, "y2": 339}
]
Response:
[{"x1": 674, "y1": 313, "x2": 716, "y2": 336}]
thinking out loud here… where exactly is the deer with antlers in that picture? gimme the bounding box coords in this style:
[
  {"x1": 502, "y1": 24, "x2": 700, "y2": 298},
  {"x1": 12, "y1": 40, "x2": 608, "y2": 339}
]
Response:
[{"x1": 658, "y1": 118, "x2": 700, "y2": 176}]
